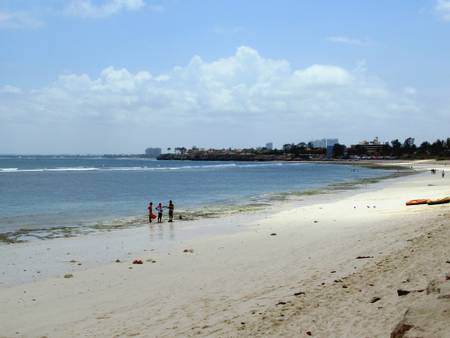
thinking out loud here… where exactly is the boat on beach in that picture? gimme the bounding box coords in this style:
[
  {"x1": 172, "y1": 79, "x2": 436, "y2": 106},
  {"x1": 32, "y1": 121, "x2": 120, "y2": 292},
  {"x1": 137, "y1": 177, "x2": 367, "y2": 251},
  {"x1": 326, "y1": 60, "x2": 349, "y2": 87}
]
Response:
[
  {"x1": 405, "y1": 199, "x2": 429, "y2": 206},
  {"x1": 427, "y1": 197, "x2": 450, "y2": 205}
]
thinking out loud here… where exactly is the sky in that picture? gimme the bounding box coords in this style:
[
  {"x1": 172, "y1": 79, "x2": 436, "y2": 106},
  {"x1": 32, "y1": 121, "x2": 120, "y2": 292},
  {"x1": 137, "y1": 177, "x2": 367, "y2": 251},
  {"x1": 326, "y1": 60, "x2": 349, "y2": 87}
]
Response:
[{"x1": 1, "y1": 0, "x2": 450, "y2": 154}]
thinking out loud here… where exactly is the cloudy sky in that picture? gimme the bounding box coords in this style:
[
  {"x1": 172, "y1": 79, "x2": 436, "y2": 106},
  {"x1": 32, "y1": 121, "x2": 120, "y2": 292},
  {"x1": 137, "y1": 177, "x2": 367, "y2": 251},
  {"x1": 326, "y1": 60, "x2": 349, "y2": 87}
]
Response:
[{"x1": 1, "y1": 0, "x2": 450, "y2": 154}]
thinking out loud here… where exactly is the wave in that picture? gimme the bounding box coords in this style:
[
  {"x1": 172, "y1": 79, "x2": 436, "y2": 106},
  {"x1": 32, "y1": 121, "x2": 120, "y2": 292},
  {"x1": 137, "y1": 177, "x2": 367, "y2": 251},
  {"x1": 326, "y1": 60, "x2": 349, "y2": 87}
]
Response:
[
  {"x1": 0, "y1": 162, "x2": 296, "y2": 173},
  {"x1": 0, "y1": 167, "x2": 99, "y2": 173}
]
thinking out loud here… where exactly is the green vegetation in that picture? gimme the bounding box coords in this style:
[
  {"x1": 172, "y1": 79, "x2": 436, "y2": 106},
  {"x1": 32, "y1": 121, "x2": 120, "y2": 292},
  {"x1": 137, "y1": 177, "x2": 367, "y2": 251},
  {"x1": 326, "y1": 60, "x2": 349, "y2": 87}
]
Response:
[{"x1": 159, "y1": 137, "x2": 450, "y2": 161}]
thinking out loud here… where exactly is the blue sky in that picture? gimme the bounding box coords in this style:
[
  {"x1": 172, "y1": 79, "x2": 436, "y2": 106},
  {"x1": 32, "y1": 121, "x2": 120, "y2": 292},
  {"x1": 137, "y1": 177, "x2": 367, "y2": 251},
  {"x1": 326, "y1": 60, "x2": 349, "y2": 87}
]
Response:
[{"x1": 1, "y1": 0, "x2": 450, "y2": 153}]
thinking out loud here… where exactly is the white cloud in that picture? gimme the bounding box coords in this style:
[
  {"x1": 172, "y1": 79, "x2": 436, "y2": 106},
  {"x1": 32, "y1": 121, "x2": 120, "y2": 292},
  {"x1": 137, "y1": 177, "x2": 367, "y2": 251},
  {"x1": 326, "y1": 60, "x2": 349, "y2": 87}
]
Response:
[
  {"x1": 67, "y1": 0, "x2": 147, "y2": 18},
  {"x1": 0, "y1": 46, "x2": 427, "y2": 152},
  {"x1": 327, "y1": 36, "x2": 372, "y2": 46},
  {"x1": 436, "y1": 0, "x2": 450, "y2": 21},
  {"x1": 0, "y1": 11, "x2": 43, "y2": 29},
  {"x1": 0, "y1": 85, "x2": 23, "y2": 94},
  {"x1": 403, "y1": 86, "x2": 417, "y2": 95}
]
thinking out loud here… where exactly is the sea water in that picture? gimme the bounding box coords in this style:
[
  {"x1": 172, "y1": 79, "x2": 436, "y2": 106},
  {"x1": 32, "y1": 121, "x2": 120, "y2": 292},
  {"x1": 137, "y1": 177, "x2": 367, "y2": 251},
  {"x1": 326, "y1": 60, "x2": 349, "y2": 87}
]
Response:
[{"x1": 0, "y1": 156, "x2": 389, "y2": 241}]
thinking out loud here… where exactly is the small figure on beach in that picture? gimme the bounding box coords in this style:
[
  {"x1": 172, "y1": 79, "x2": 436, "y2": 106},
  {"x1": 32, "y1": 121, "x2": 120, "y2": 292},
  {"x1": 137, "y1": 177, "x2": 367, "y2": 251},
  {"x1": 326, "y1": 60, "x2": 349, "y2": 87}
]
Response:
[
  {"x1": 156, "y1": 202, "x2": 164, "y2": 223},
  {"x1": 147, "y1": 202, "x2": 154, "y2": 223},
  {"x1": 168, "y1": 200, "x2": 174, "y2": 222},
  {"x1": 431, "y1": 168, "x2": 436, "y2": 174},
  {"x1": 442, "y1": 170, "x2": 445, "y2": 178}
]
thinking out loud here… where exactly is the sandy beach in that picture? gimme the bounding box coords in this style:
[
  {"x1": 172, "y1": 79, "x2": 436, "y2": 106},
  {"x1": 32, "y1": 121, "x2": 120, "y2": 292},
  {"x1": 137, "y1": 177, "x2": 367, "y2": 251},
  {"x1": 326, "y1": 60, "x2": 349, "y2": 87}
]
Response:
[{"x1": 1, "y1": 161, "x2": 450, "y2": 338}]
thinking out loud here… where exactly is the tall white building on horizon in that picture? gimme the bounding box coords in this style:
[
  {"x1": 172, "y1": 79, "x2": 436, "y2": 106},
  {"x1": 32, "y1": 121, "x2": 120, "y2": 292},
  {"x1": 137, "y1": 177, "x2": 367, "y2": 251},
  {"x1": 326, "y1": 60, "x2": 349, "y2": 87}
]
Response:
[{"x1": 310, "y1": 138, "x2": 339, "y2": 149}]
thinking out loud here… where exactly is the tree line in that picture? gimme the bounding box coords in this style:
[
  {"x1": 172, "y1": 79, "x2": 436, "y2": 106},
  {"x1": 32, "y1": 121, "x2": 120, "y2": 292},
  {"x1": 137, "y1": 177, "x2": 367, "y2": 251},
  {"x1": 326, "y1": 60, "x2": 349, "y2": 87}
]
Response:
[{"x1": 164, "y1": 137, "x2": 450, "y2": 160}]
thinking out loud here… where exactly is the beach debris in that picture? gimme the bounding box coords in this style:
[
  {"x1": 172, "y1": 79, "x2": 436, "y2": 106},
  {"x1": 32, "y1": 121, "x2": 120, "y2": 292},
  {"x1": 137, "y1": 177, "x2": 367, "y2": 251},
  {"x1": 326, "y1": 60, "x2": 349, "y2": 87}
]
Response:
[
  {"x1": 397, "y1": 289, "x2": 410, "y2": 296},
  {"x1": 370, "y1": 297, "x2": 381, "y2": 303},
  {"x1": 64, "y1": 273, "x2": 73, "y2": 279},
  {"x1": 146, "y1": 259, "x2": 157, "y2": 263},
  {"x1": 115, "y1": 259, "x2": 121, "y2": 263},
  {"x1": 132, "y1": 259, "x2": 143, "y2": 264},
  {"x1": 128, "y1": 266, "x2": 133, "y2": 269},
  {"x1": 69, "y1": 259, "x2": 77, "y2": 263},
  {"x1": 270, "y1": 233, "x2": 277, "y2": 236},
  {"x1": 356, "y1": 255, "x2": 374, "y2": 259},
  {"x1": 276, "y1": 301, "x2": 287, "y2": 306},
  {"x1": 446, "y1": 273, "x2": 450, "y2": 280},
  {"x1": 293, "y1": 291, "x2": 305, "y2": 296},
  {"x1": 183, "y1": 248, "x2": 194, "y2": 253},
  {"x1": 426, "y1": 280, "x2": 440, "y2": 294},
  {"x1": 306, "y1": 331, "x2": 312, "y2": 336},
  {"x1": 330, "y1": 270, "x2": 336, "y2": 273},
  {"x1": 446, "y1": 260, "x2": 450, "y2": 264},
  {"x1": 77, "y1": 263, "x2": 82, "y2": 266},
  {"x1": 313, "y1": 220, "x2": 318, "y2": 223},
  {"x1": 397, "y1": 288, "x2": 424, "y2": 297},
  {"x1": 342, "y1": 285, "x2": 348, "y2": 289},
  {"x1": 390, "y1": 320, "x2": 413, "y2": 338}
]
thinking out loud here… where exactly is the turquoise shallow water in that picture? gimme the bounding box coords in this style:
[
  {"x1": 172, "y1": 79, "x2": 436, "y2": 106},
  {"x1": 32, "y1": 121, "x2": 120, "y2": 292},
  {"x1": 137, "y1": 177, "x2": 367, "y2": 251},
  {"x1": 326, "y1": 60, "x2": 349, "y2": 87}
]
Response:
[{"x1": 0, "y1": 156, "x2": 389, "y2": 239}]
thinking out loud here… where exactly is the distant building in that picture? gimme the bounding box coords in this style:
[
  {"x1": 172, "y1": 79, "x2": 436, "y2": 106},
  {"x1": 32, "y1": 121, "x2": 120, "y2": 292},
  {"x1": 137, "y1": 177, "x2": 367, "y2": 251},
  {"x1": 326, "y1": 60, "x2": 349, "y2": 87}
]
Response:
[
  {"x1": 145, "y1": 147, "x2": 162, "y2": 158},
  {"x1": 265, "y1": 142, "x2": 273, "y2": 150},
  {"x1": 326, "y1": 146, "x2": 334, "y2": 159},
  {"x1": 310, "y1": 138, "x2": 339, "y2": 149},
  {"x1": 351, "y1": 137, "x2": 385, "y2": 156},
  {"x1": 359, "y1": 136, "x2": 381, "y2": 146}
]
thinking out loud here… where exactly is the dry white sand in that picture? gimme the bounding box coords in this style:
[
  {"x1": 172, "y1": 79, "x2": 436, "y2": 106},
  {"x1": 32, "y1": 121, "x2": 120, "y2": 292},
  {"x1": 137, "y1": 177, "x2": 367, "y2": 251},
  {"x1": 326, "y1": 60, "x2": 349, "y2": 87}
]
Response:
[{"x1": 1, "y1": 161, "x2": 450, "y2": 338}]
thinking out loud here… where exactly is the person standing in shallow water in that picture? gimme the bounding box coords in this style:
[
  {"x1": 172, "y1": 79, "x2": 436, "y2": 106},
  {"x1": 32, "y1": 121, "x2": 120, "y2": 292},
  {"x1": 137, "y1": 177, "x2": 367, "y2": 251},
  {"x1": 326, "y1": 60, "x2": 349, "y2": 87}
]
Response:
[
  {"x1": 156, "y1": 202, "x2": 164, "y2": 223},
  {"x1": 168, "y1": 200, "x2": 174, "y2": 222},
  {"x1": 147, "y1": 202, "x2": 153, "y2": 223}
]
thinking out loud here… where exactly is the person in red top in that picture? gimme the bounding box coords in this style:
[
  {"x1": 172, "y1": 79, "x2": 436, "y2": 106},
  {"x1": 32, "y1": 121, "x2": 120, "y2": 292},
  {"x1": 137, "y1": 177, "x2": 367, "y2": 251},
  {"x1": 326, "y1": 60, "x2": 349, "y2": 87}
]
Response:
[{"x1": 147, "y1": 202, "x2": 153, "y2": 223}]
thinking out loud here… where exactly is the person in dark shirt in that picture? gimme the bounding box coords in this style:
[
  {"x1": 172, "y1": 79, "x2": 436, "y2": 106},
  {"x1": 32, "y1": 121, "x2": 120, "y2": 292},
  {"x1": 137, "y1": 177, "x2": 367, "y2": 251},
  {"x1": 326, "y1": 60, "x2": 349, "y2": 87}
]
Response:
[{"x1": 168, "y1": 200, "x2": 174, "y2": 222}]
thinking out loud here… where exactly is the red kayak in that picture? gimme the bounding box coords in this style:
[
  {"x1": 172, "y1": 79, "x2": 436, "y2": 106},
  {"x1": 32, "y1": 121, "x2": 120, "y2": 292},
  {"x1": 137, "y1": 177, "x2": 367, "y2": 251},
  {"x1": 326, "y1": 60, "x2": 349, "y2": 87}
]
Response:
[{"x1": 405, "y1": 199, "x2": 429, "y2": 206}]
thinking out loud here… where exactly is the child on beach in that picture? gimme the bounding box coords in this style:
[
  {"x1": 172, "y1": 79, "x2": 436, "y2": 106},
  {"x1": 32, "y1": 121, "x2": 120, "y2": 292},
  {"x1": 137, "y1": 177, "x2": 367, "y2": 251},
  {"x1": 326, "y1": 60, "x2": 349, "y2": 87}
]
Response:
[
  {"x1": 156, "y1": 202, "x2": 164, "y2": 223},
  {"x1": 168, "y1": 200, "x2": 174, "y2": 222}
]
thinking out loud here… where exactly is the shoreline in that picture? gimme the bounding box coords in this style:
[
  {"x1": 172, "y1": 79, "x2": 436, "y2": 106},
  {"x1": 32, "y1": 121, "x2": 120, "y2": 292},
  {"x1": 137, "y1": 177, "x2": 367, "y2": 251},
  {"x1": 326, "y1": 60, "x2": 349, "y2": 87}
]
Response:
[
  {"x1": 0, "y1": 166, "x2": 407, "y2": 287},
  {"x1": 0, "y1": 161, "x2": 408, "y2": 244},
  {"x1": 1, "y1": 161, "x2": 450, "y2": 337}
]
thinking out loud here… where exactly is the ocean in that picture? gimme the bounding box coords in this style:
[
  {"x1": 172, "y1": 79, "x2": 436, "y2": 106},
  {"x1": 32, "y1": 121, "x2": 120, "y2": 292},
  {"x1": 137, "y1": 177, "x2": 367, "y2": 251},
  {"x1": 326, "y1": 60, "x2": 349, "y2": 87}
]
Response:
[{"x1": 0, "y1": 156, "x2": 390, "y2": 242}]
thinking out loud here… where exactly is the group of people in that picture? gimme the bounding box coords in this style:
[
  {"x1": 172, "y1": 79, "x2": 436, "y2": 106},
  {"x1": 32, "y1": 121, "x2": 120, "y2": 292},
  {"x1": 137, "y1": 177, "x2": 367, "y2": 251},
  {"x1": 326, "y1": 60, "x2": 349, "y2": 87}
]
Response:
[
  {"x1": 147, "y1": 200, "x2": 174, "y2": 223},
  {"x1": 431, "y1": 169, "x2": 446, "y2": 178}
]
